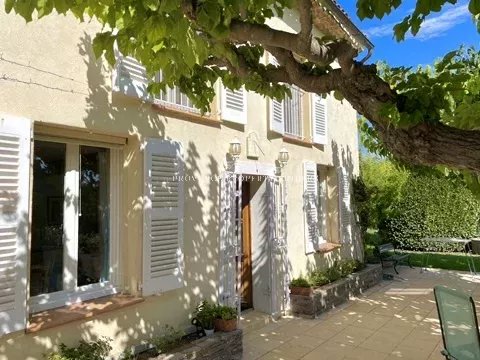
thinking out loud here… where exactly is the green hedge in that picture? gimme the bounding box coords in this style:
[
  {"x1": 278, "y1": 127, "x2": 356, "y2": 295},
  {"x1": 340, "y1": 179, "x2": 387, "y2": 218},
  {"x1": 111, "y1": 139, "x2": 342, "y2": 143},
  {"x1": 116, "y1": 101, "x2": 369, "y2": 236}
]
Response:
[{"x1": 380, "y1": 174, "x2": 480, "y2": 252}]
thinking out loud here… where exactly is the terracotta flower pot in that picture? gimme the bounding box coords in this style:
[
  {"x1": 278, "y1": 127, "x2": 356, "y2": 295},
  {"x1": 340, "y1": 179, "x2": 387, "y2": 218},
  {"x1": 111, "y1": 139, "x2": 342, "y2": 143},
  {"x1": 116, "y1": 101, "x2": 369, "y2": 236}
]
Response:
[
  {"x1": 214, "y1": 318, "x2": 237, "y2": 332},
  {"x1": 289, "y1": 286, "x2": 313, "y2": 296}
]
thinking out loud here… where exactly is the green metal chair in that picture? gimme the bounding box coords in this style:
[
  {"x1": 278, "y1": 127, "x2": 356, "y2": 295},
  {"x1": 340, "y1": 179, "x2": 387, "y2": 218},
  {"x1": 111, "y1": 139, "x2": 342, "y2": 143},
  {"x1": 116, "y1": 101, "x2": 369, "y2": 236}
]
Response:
[{"x1": 434, "y1": 286, "x2": 480, "y2": 360}]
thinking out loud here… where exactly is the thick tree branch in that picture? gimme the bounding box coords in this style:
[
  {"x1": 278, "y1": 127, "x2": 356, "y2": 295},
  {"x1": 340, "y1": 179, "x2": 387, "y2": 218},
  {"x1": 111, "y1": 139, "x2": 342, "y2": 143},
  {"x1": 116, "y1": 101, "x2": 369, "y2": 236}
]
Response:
[
  {"x1": 183, "y1": 0, "x2": 480, "y2": 173},
  {"x1": 378, "y1": 122, "x2": 480, "y2": 173},
  {"x1": 228, "y1": 20, "x2": 355, "y2": 67},
  {"x1": 297, "y1": 0, "x2": 313, "y2": 48}
]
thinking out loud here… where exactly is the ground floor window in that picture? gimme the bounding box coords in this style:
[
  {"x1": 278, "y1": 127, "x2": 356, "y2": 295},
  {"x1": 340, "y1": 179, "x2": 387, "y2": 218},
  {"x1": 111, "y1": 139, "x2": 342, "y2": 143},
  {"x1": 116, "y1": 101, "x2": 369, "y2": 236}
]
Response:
[{"x1": 30, "y1": 139, "x2": 117, "y2": 311}]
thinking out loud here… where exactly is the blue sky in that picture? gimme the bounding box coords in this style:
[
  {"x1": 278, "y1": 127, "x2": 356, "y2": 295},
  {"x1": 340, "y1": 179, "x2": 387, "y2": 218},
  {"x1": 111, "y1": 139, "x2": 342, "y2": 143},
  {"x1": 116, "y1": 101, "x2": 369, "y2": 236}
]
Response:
[{"x1": 337, "y1": 0, "x2": 479, "y2": 67}]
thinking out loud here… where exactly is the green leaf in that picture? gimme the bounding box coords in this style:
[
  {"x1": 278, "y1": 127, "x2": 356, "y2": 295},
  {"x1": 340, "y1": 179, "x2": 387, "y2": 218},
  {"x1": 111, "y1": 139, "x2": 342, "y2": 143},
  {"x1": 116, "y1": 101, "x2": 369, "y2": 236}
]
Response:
[
  {"x1": 5, "y1": 0, "x2": 15, "y2": 13},
  {"x1": 469, "y1": 0, "x2": 480, "y2": 15}
]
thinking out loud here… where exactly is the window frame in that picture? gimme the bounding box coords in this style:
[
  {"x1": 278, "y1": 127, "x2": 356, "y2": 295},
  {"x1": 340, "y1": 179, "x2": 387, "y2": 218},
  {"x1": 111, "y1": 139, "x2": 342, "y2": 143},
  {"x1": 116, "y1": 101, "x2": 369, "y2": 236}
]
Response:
[
  {"x1": 28, "y1": 136, "x2": 122, "y2": 313},
  {"x1": 283, "y1": 85, "x2": 304, "y2": 139},
  {"x1": 152, "y1": 72, "x2": 200, "y2": 114},
  {"x1": 317, "y1": 166, "x2": 329, "y2": 243}
]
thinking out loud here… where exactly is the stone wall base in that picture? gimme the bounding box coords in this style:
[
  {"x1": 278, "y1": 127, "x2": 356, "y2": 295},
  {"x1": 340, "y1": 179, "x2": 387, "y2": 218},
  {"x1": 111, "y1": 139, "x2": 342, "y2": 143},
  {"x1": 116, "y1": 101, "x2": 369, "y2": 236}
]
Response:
[
  {"x1": 291, "y1": 264, "x2": 383, "y2": 318},
  {"x1": 152, "y1": 329, "x2": 242, "y2": 360}
]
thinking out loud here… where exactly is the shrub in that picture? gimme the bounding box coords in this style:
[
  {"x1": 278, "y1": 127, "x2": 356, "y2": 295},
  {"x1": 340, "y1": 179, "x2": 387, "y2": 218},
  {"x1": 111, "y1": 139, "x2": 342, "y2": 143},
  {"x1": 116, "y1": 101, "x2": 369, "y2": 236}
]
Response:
[
  {"x1": 381, "y1": 174, "x2": 480, "y2": 252},
  {"x1": 308, "y1": 260, "x2": 365, "y2": 287},
  {"x1": 352, "y1": 176, "x2": 371, "y2": 238},
  {"x1": 46, "y1": 337, "x2": 112, "y2": 360},
  {"x1": 152, "y1": 325, "x2": 185, "y2": 354},
  {"x1": 215, "y1": 305, "x2": 237, "y2": 321},
  {"x1": 194, "y1": 300, "x2": 216, "y2": 330},
  {"x1": 360, "y1": 156, "x2": 410, "y2": 228},
  {"x1": 289, "y1": 277, "x2": 311, "y2": 288},
  {"x1": 309, "y1": 271, "x2": 329, "y2": 287}
]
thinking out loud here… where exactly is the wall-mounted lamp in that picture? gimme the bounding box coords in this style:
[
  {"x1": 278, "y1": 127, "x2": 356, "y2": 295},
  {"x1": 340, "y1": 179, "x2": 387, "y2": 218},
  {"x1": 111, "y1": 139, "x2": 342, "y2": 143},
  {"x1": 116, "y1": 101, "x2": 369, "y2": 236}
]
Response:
[
  {"x1": 229, "y1": 137, "x2": 242, "y2": 162},
  {"x1": 278, "y1": 147, "x2": 290, "y2": 168}
]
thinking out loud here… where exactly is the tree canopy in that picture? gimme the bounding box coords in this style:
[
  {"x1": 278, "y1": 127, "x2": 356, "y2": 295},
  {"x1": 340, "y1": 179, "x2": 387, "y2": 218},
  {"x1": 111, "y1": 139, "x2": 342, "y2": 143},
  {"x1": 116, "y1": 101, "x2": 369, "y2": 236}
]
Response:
[{"x1": 5, "y1": 0, "x2": 480, "y2": 175}]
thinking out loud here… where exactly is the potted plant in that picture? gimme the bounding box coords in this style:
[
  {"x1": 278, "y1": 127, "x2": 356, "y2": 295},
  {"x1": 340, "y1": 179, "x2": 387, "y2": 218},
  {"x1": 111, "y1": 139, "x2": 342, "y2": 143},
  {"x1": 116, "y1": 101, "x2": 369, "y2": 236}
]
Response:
[
  {"x1": 214, "y1": 305, "x2": 238, "y2": 332},
  {"x1": 289, "y1": 276, "x2": 313, "y2": 296},
  {"x1": 194, "y1": 300, "x2": 216, "y2": 336}
]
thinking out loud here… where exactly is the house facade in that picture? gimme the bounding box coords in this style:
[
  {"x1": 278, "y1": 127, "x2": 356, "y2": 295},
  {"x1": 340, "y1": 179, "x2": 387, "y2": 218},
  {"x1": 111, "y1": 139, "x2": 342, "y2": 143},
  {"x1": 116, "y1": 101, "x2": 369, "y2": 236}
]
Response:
[{"x1": 0, "y1": 0, "x2": 371, "y2": 358}]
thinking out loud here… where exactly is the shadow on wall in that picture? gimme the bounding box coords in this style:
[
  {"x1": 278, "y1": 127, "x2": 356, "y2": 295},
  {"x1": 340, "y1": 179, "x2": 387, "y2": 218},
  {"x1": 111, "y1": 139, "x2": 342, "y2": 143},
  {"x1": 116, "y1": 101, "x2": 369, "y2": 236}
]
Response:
[
  {"x1": 305, "y1": 139, "x2": 362, "y2": 274},
  {"x1": 0, "y1": 34, "x2": 222, "y2": 358}
]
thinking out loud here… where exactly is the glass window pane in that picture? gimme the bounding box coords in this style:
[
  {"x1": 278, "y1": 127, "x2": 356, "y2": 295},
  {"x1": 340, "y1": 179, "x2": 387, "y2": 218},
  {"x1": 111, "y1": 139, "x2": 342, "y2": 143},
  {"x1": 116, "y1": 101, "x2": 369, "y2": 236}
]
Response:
[
  {"x1": 30, "y1": 141, "x2": 66, "y2": 296},
  {"x1": 78, "y1": 146, "x2": 110, "y2": 286}
]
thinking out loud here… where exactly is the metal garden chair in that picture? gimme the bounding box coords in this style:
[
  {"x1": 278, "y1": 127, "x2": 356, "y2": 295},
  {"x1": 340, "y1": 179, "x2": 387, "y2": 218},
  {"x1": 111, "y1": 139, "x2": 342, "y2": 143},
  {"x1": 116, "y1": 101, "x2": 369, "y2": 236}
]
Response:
[{"x1": 434, "y1": 286, "x2": 480, "y2": 359}]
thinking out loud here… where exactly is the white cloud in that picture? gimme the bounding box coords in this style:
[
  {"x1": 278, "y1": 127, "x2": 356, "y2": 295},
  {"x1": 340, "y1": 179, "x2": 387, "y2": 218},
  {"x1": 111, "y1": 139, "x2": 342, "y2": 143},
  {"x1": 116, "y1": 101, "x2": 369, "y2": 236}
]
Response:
[
  {"x1": 363, "y1": 3, "x2": 471, "y2": 41},
  {"x1": 364, "y1": 23, "x2": 395, "y2": 38},
  {"x1": 415, "y1": 4, "x2": 470, "y2": 41}
]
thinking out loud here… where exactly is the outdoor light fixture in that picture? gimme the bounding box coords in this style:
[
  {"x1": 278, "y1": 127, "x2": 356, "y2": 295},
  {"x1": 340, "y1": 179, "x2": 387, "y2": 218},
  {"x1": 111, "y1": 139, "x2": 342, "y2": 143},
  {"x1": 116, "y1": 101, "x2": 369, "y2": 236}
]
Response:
[
  {"x1": 278, "y1": 147, "x2": 289, "y2": 167},
  {"x1": 229, "y1": 137, "x2": 242, "y2": 162}
]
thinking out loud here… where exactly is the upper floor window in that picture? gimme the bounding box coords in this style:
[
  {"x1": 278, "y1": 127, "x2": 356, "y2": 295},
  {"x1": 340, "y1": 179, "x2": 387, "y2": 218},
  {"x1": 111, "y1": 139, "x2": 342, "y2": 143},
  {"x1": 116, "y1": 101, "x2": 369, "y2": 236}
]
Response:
[
  {"x1": 113, "y1": 55, "x2": 199, "y2": 113},
  {"x1": 153, "y1": 72, "x2": 199, "y2": 113},
  {"x1": 284, "y1": 85, "x2": 304, "y2": 138}
]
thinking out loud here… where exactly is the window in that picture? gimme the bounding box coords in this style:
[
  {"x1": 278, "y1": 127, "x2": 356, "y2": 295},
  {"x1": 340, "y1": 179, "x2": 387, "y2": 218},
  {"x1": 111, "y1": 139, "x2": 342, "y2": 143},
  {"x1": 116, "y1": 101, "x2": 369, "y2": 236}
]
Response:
[
  {"x1": 304, "y1": 162, "x2": 331, "y2": 254},
  {"x1": 153, "y1": 72, "x2": 199, "y2": 113},
  {"x1": 114, "y1": 56, "x2": 199, "y2": 113},
  {"x1": 29, "y1": 140, "x2": 119, "y2": 312},
  {"x1": 284, "y1": 85, "x2": 304, "y2": 138},
  {"x1": 317, "y1": 165, "x2": 329, "y2": 241},
  {"x1": 269, "y1": 85, "x2": 305, "y2": 138}
]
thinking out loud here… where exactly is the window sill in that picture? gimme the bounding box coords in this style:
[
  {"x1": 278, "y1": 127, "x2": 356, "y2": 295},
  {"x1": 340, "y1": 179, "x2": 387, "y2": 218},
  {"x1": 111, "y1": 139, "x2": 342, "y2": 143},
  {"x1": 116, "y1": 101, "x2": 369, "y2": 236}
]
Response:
[
  {"x1": 282, "y1": 135, "x2": 313, "y2": 147},
  {"x1": 315, "y1": 243, "x2": 342, "y2": 254},
  {"x1": 27, "y1": 294, "x2": 144, "y2": 333},
  {"x1": 151, "y1": 103, "x2": 221, "y2": 127}
]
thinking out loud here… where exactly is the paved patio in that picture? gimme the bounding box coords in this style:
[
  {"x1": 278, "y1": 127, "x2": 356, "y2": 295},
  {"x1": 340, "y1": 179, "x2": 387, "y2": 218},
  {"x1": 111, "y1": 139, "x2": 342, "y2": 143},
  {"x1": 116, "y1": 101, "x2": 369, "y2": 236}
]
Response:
[{"x1": 241, "y1": 266, "x2": 480, "y2": 360}]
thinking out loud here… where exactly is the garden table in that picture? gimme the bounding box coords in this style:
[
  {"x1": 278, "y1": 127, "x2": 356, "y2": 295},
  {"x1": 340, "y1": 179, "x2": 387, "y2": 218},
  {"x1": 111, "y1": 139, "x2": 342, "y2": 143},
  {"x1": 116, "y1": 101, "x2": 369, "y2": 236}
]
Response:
[{"x1": 420, "y1": 238, "x2": 477, "y2": 276}]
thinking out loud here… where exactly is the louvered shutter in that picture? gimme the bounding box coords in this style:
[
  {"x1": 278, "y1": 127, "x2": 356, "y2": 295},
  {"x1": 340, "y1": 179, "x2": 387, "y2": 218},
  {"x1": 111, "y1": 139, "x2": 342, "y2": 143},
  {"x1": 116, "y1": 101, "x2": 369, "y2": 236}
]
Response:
[
  {"x1": 303, "y1": 161, "x2": 319, "y2": 254},
  {"x1": 219, "y1": 172, "x2": 238, "y2": 307},
  {"x1": 311, "y1": 94, "x2": 328, "y2": 144},
  {"x1": 318, "y1": 168, "x2": 328, "y2": 242},
  {"x1": 338, "y1": 168, "x2": 352, "y2": 244},
  {"x1": 269, "y1": 56, "x2": 285, "y2": 135},
  {"x1": 221, "y1": 86, "x2": 247, "y2": 124},
  {"x1": 143, "y1": 139, "x2": 184, "y2": 295},
  {"x1": 113, "y1": 54, "x2": 149, "y2": 100},
  {"x1": 0, "y1": 115, "x2": 31, "y2": 336},
  {"x1": 270, "y1": 98, "x2": 285, "y2": 135}
]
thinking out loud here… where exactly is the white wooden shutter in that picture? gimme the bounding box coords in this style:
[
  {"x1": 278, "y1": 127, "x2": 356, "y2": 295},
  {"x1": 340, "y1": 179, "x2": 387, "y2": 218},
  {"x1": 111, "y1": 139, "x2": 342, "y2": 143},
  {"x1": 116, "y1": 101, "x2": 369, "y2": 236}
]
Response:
[
  {"x1": 303, "y1": 161, "x2": 319, "y2": 254},
  {"x1": 311, "y1": 94, "x2": 328, "y2": 144},
  {"x1": 268, "y1": 55, "x2": 285, "y2": 135},
  {"x1": 338, "y1": 167, "x2": 352, "y2": 244},
  {"x1": 219, "y1": 172, "x2": 239, "y2": 307},
  {"x1": 221, "y1": 86, "x2": 247, "y2": 124},
  {"x1": 143, "y1": 139, "x2": 184, "y2": 295},
  {"x1": 318, "y1": 168, "x2": 328, "y2": 243},
  {"x1": 270, "y1": 97, "x2": 285, "y2": 135},
  {"x1": 113, "y1": 54, "x2": 149, "y2": 100},
  {"x1": 0, "y1": 115, "x2": 31, "y2": 336}
]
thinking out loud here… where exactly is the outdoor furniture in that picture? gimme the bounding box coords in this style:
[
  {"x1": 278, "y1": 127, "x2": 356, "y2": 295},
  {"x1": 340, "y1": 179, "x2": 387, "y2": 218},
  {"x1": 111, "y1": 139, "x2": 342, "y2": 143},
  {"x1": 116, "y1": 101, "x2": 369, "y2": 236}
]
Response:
[
  {"x1": 421, "y1": 238, "x2": 477, "y2": 275},
  {"x1": 434, "y1": 285, "x2": 480, "y2": 360},
  {"x1": 377, "y1": 243, "x2": 412, "y2": 274}
]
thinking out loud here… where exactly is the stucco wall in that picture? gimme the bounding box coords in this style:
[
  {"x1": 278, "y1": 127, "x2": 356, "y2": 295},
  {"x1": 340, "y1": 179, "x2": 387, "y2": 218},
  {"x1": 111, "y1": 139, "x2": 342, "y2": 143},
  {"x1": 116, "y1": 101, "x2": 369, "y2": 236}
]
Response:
[{"x1": 0, "y1": 5, "x2": 360, "y2": 359}]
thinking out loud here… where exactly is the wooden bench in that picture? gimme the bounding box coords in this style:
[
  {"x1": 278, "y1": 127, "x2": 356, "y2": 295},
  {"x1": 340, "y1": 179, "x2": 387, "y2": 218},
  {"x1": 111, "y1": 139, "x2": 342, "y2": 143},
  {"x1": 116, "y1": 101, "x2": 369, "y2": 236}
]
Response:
[{"x1": 377, "y1": 243, "x2": 412, "y2": 274}]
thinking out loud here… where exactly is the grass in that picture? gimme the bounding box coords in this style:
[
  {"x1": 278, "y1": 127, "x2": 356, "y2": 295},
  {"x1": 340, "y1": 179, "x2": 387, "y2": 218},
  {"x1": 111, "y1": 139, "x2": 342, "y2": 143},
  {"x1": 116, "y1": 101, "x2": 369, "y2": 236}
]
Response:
[
  {"x1": 401, "y1": 251, "x2": 480, "y2": 272},
  {"x1": 364, "y1": 228, "x2": 480, "y2": 272}
]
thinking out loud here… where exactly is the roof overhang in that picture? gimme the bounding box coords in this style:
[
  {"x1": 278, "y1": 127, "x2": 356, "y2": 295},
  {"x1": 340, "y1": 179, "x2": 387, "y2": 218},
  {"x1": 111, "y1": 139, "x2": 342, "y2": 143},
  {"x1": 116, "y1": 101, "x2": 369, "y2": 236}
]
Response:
[{"x1": 312, "y1": 0, "x2": 374, "y2": 51}]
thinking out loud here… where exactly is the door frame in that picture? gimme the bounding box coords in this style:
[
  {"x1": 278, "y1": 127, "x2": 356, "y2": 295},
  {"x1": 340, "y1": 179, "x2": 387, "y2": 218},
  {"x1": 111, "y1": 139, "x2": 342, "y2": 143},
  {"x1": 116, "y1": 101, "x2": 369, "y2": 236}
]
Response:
[
  {"x1": 219, "y1": 161, "x2": 283, "y2": 317},
  {"x1": 240, "y1": 180, "x2": 253, "y2": 310}
]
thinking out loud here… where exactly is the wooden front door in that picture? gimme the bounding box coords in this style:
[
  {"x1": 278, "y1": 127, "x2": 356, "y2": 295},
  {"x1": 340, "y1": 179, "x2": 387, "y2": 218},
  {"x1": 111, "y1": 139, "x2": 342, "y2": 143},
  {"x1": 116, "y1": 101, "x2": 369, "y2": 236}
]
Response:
[{"x1": 241, "y1": 180, "x2": 253, "y2": 310}]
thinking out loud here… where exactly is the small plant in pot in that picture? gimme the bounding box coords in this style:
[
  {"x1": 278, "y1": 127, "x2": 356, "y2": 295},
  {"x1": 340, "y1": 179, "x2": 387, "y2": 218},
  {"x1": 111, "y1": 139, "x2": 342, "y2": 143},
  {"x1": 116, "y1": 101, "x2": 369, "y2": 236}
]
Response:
[
  {"x1": 289, "y1": 276, "x2": 312, "y2": 296},
  {"x1": 194, "y1": 300, "x2": 216, "y2": 336},
  {"x1": 214, "y1": 305, "x2": 238, "y2": 332}
]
